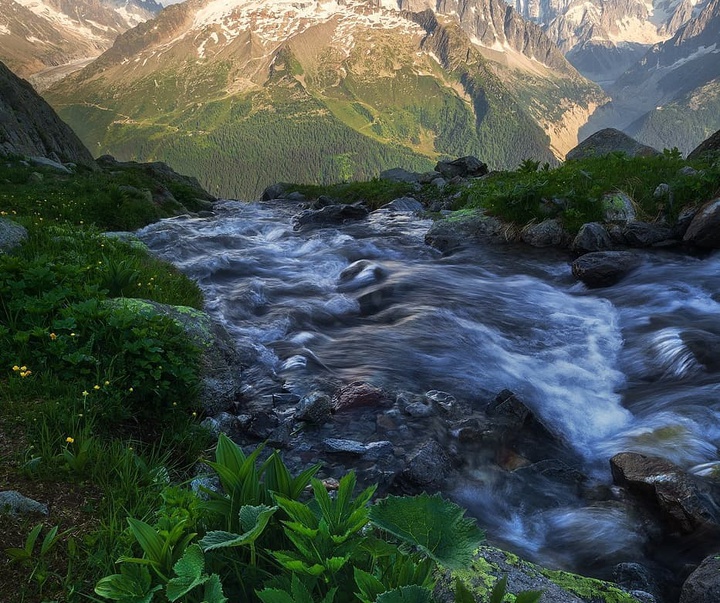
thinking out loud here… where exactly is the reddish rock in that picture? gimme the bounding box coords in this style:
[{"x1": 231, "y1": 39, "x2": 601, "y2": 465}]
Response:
[{"x1": 332, "y1": 381, "x2": 390, "y2": 412}]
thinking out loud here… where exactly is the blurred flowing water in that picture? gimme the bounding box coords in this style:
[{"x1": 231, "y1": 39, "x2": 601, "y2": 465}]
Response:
[{"x1": 139, "y1": 201, "x2": 720, "y2": 579}]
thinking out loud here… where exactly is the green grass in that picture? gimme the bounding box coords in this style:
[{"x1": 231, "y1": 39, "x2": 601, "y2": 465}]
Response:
[
  {"x1": 0, "y1": 156, "x2": 211, "y2": 601},
  {"x1": 460, "y1": 150, "x2": 720, "y2": 233}
]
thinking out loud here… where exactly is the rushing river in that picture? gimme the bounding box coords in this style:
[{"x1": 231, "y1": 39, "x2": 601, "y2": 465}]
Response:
[{"x1": 139, "y1": 201, "x2": 720, "y2": 587}]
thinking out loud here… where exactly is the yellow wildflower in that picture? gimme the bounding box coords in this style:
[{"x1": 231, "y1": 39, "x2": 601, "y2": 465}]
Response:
[
  {"x1": 12, "y1": 365, "x2": 19, "y2": 371},
  {"x1": 128, "y1": 387, "x2": 134, "y2": 392},
  {"x1": 20, "y1": 366, "x2": 27, "y2": 371},
  {"x1": 104, "y1": 380, "x2": 110, "y2": 386},
  {"x1": 82, "y1": 390, "x2": 89, "y2": 397},
  {"x1": 66, "y1": 437, "x2": 74, "y2": 444},
  {"x1": 93, "y1": 385, "x2": 100, "y2": 390}
]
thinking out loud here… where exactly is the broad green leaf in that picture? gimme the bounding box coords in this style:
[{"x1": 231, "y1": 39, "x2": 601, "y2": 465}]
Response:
[
  {"x1": 25, "y1": 523, "x2": 43, "y2": 555},
  {"x1": 354, "y1": 567, "x2": 385, "y2": 603},
  {"x1": 273, "y1": 494, "x2": 318, "y2": 528},
  {"x1": 202, "y1": 574, "x2": 228, "y2": 603},
  {"x1": 290, "y1": 463, "x2": 322, "y2": 499},
  {"x1": 261, "y1": 452, "x2": 291, "y2": 496},
  {"x1": 165, "y1": 544, "x2": 207, "y2": 602},
  {"x1": 199, "y1": 505, "x2": 277, "y2": 551},
  {"x1": 515, "y1": 590, "x2": 544, "y2": 603},
  {"x1": 290, "y1": 574, "x2": 316, "y2": 603},
  {"x1": 490, "y1": 575, "x2": 507, "y2": 603},
  {"x1": 369, "y1": 493, "x2": 484, "y2": 570},
  {"x1": 272, "y1": 551, "x2": 325, "y2": 575},
  {"x1": 127, "y1": 518, "x2": 165, "y2": 565},
  {"x1": 95, "y1": 565, "x2": 159, "y2": 602},
  {"x1": 376, "y1": 585, "x2": 434, "y2": 603},
  {"x1": 454, "y1": 577, "x2": 475, "y2": 603},
  {"x1": 256, "y1": 588, "x2": 295, "y2": 603},
  {"x1": 325, "y1": 555, "x2": 349, "y2": 572}
]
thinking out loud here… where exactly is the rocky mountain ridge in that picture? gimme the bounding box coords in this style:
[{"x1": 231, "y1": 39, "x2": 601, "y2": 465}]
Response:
[
  {"x1": 44, "y1": 0, "x2": 604, "y2": 199},
  {"x1": 0, "y1": 0, "x2": 162, "y2": 88},
  {"x1": 507, "y1": 0, "x2": 711, "y2": 84}
]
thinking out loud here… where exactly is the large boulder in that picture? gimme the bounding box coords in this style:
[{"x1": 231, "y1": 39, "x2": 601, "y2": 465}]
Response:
[
  {"x1": 610, "y1": 452, "x2": 720, "y2": 534},
  {"x1": 571, "y1": 222, "x2": 614, "y2": 253},
  {"x1": 0, "y1": 218, "x2": 28, "y2": 253},
  {"x1": 293, "y1": 204, "x2": 369, "y2": 230},
  {"x1": 567, "y1": 129, "x2": 660, "y2": 161},
  {"x1": 521, "y1": 218, "x2": 569, "y2": 247},
  {"x1": 572, "y1": 251, "x2": 643, "y2": 287},
  {"x1": 434, "y1": 545, "x2": 645, "y2": 603},
  {"x1": 622, "y1": 222, "x2": 673, "y2": 247},
  {"x1": 680, "y1": 554, "x2": 720, "y2": 603},
  {"x1": 0, "y1": 491, "x2": 48, "y2": 516},
  {"x1": 435, "y1": 156, "x2": 488, "y2": 179},
  {"x1": 683, "y1": 198, "x2": 720, "y2": 248},
  {"x1": 687, "y1": 128, "x2": 720, "y2": 161},
  {"x1": 425, "y1": 210, "x2": 507, "y2": 252}
]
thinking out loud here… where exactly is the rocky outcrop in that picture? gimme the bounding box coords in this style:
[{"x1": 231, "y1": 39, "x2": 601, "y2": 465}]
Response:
[
  {"x1": 435, "y1": 156, "x2": 488, "y2": 180},
  {"x1": 425, "y1": 210, "x2": 509, "y2": 252},
  {"x1": 566, "y1": 129, "x2": 660, "y2": 161},
  {"x1": 680, "y1": 554, "x2": 720, "y2": 603},
  {"x1": 434, "y1": 545, "x2": 645, "y2": 603},
  {"x1": 293, "y1": 204, "x2": 369, "y2": 231},
  {"x1": 571, "y1": 251, "x2": 643, "y2": 287},
  {"x1": 688, "y1": 128, "x2": 720, "y2": 160},
  {"x1": 610, "y1": 452, "x2": 720, "y2": 534},
  {"x1": 0, "y1": 60, "x2": 94, "y2": 164},
  {"x1": 682, "y1": 198, "x2": 720, "y2": 248}
]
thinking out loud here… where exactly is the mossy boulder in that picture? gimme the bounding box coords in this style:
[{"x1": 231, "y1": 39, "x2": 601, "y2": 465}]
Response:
[
  {"x1": 104, "y1": 298, "x2": 243, "y2": 415},
  {"x1": 434, "y1": 545, "x2": 645, "y2": 603}
]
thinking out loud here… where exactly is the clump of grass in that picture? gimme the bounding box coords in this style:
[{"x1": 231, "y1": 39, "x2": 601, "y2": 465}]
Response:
[{"x1": 462, "y1": 150, "x2": 720, "y2": 233}]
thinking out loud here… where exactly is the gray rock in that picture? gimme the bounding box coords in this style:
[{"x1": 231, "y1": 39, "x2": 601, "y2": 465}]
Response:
[
  {"x1": 571, "y1": 251, "x2": 642, "y2": 288},
  {"x1": 610, "y1": 452, "x2": 720, "y2": 534},
  {"x1": 384, "y1": 197, "x2": 424, "y2": 213},
  {"x1": 680, "y1": 554, "x2": 720, "y2": 603},
  {"x1": 426, "y1": 390, "x2": 455, "y2": 413},
  {"x1": 434, "y1": 545, "x2": 645, "y2": 603},
  {"x1": 653, "y1": 183, "x2": 670, "y2": 198},
  {"x1": 425, "y1": 211, "x2": 507, "y2": 252},
  {"x1": 432, "y1": 177, "x2": 447, "y2": 190},
  {"x1": 602, "y1": 192, "x2": 636, "y2": 223},
  {"x1": 260, "y1": 182, "x2": 292, "y2": 200},
  {"x1": 295, "y1": 392, "x2": 332, "y2": 425},
  {"x1": 322, "y1": 438, "x2": 393, "y2": 460},
  {"x1": 622, "y1": 222, "x2": 673, "y2": 247},
  {"x1": 28, "y1": 171, "x2": 43, "y2": 183},
  {"x1": 293, "y1": 204, "x2": 369, "y2": 231},
  {"x1": 571, "y1": 222, "x2": 613, "y2": 253},
  {"x1": 399, "y1": 440, "x2": 452, "y2": 489},
  {"x1": 566, "y1": 129, "x2": 660, "y2": 160},
  {"x1": 0, "y1": 218, "x2": 28, "y2": 253},
  {"x1": 683, "y1": 198, "x2": 720, "y2": 248},
  {"x1": 379, "y1": 167, "x2": 423, "y2": 183},
  {"x1": 487, "y1": 389, "x2": 530, "y2": 427},
  {"x1": 29, "y1": 156, "x2": 72, "y2": 173},
  {"x1": 521, "y1": 218, "x2": 568, "y2": 247},
  {"x1": 0, "y1": 490, "x2": 48, "y2": 516},
  {"x1": 678, "y1": 166, "x2": 698, "y2": 176},
  {"x1": 337, "y1": 259, "x2": 387, "y2": 292},
  {"x1": 435, "y1": 156, "x2": 488, "y2": 179},
  {"x1": 688, "y1": 128, "x2": 720, "y2": 161}
]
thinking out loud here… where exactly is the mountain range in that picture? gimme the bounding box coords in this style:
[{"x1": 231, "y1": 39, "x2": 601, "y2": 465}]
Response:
[
  {"x1": 41, "y1": 0, "x2": 604, "y2": 199},
  {"x1": 1, "y1": 0, "x2": 718, "y2": 198},
  {"x1": 0, "y1": 0, "x2": 161, "y2": 88}
]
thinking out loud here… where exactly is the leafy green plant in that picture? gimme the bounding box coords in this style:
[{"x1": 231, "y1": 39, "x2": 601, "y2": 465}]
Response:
[{"x1": 5, "y1": 523, "x2": 71, "y2": 589}]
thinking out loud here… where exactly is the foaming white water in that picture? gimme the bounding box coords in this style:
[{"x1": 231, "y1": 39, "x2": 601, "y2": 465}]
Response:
[{"x1": 138, "y1": 205, "x2": 720, "y2": 472}]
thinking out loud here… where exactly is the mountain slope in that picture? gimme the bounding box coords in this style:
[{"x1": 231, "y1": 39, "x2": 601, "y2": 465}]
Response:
[
  {"x1": 0, "y1": 0, "x2": 162, "y2": 87},
  {"x1": 582, "y1": 0, "x2": 720, "y2": 154},
  {"x1": 44, "y1": 0, "x2": 603, "y2": 199},
  {"x1": 0, "y1": 59, "x2": 94, "y2": 163}
]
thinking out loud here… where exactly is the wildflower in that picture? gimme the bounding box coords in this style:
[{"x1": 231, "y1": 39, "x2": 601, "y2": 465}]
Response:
[
  {"x1": 82, "y1": 390, "x2": 89, "y2": 397},
  {"x1": 66, "y1": 437, "x2": 74, "y2": 444},
  {"x1": 49, "y1": 332, "x2": 57, "y2": 340},
  {"x1": 192, "y1": 412, "x2": 197, "y2": 418},
  {"x1": 19, "y1": 370, "x2": 31, "y2": 378},
  {"x1": 12, "y1": 365, "x2": 19, "y2": 371},
  {"x1": 104, "y1": 380, "x2": 110, "y2": 386},
  {"x1": 78, "y1": 413, "x2": 83, "y2": 417},
  {"x1": 70, "y1": 333, "x2": 76, "y2": 337},
  {"x1": 172, "y1": 402, "x2": 177, "y2": 406},
  {"x1": 20, "y1": 366, "x2": 27, "y2": 371},
  {"x1": 93, "y1": 384, "x2": 100, "y2": 390},
  {"x1": 128, "y1": 387, "x2": 134, "y2": 392}
]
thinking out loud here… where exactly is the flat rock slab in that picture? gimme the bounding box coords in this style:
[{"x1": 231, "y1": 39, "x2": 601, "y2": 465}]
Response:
[{"x1": 0, "y1": 490, "x2": 48, "y2": 516}]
